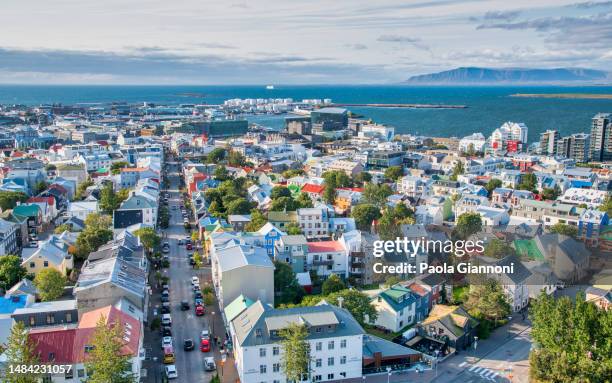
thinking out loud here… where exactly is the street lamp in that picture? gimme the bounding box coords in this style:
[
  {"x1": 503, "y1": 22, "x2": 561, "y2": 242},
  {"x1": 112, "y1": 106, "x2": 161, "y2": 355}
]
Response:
[
  {"x1": 434, "y1": 350, "x2": 440, "y2": 377},
  {"x1": 386, "y1": 366, "x2": 392, "y2": 383},
  {"x1": 211, "y1": 311, "x2": 215, "y2": 335}
]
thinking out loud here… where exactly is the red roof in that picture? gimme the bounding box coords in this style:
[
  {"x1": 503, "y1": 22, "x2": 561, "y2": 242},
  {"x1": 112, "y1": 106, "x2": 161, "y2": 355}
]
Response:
[
  {"x1": 301, "y1": 183, "x2": 325, "y2": 194},
  {"x1": 406, "y1": 282, "x2": 428, "y2": 297},
  {"x1": 27, "y1": 196, "x2": 55, "y2": 206},
  {"x1": 29, "y1": 306, "x2": 141, "y2": 364},
  {"x1": 49, "y1": 184, "x2": 68, "y2": 194},
  {"x1": 307, "y1": 241, "x2": 345, "y2": 253}
]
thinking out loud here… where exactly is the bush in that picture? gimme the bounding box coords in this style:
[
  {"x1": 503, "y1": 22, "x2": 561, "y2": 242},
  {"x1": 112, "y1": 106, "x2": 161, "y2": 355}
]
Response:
[{"x1": 150, "y1": 317, "x2": 161, "y2": 331}]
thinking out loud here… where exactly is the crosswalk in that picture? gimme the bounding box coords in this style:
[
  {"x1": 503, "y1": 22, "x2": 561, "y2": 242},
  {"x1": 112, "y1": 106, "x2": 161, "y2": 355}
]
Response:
[{"x1": 467, "y1": 365, "x2": 500, "y2": 381}]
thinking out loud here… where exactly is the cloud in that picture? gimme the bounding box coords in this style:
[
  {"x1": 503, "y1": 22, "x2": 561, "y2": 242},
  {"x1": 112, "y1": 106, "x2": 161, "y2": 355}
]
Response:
[
  {"x1": 0, "y1": 47, "x2": 390, "y2": 84},
  {"x1": 482, "y1": 10, "x2": 522, "y2": 21},
  {"x1": 569, "y1": 1, "x2": 612, "y2": 8},
  {"x1": 344, "y1": 43, "x2": 368, "y2": 50},
  {"x1": 376, "y1": 35, "x2": 430, "y2": 50}
]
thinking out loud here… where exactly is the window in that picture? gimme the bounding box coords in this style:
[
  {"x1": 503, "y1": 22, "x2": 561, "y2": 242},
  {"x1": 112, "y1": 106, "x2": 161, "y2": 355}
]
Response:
[
  {"x1": 315, "y1": 327, "x2": 322, "y2": 333},
  {"x1": 340, "y1": 356, "x2": 346, "y2": 365},
  {"x1": 327, "y1": 357, "x2": 334, "y2": 366},
  {"x1": 313, "y1": 375, "x2": 322, "y2": 382},
  {"x1": 315, "y1": 342, "x2": 322, "y2": 351},
  {"x1": 315, "y1": 359, "x2": 322, "y2": 367},
  {"x1": 273, "y1": 363, "x2": 280, "y2": 373},
  {"x1": 340, "y1": 339, "x2": 347, "y2": 348},
  {"x1": 29, "y1": 262, "x2": 35, "y2": 268},
  {"x1": 66, "y1": 313, "x2": 72, "y2": 323},
  {"x1": 46, "y1": 315, "x2": 55, "y2": 325},
  {"x1": 272, "y1": 346, "x2": 279, "y2": 356},
  {"x1": 65, "y1": 368, "x2": 74, "y2": 379},
  {"x1": 327, "y1": 373, "x2": 334, "y2": 380},
  {"x1": 77, "y1": 369, "x2": 85, "y2": 378},
  {"x1": 29, "y1": 316, "x2": 35, "y2": 326},
  {"x1": 43, "y1": 261, "x2": 49, "y2": 267},
  {"x1": 259, "y1": 348, "x2": 266, "y2": 357},
  {"x1": 259, "y1": 365, "x2": 267, "y2": 374}
]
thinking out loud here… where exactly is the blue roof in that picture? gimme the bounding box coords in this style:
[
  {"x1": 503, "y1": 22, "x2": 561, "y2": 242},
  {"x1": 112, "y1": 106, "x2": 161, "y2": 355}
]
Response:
[
  {"x1": 0, "y1": 294, "x2": 28, "y2": 314},
  {"x1": 571, "y1": 180, "x2": 593, "y2": 188}
]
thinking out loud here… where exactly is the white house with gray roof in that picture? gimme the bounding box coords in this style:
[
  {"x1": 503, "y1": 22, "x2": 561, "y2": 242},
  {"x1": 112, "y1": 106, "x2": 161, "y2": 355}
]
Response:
[{"x1": 230, "y1": 301, "x2": 364, "y2": 383}]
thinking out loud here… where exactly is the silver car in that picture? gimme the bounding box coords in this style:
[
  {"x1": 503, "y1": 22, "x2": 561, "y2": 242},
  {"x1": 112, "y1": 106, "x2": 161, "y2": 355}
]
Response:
[{"x1": 203, "y1": 357, "x2": 216, "y2": 371}]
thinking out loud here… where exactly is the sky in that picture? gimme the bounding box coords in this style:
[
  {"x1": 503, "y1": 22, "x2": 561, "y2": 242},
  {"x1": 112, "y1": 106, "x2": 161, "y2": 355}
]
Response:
[{"x1": 1, "y1": 0, "x2": 611, "y2": 84}]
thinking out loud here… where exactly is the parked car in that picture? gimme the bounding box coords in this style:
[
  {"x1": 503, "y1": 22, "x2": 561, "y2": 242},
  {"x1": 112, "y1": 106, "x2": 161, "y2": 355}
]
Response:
[
  {"x1": 161, "y1": 326, "x2": 172, "y2": 337},
  {"x1": 161, "y1": 336, "x2": 173, "y2": 349},
  {"x1": 186, "y1": 243, "x2": 193, "y2": 250},
  {"x1": 165, "y1": 365, "x2": 178, "y2": 379},
  {"x1": 195, "y1": 305, "x2": 205, "y2": 316},
  {"x1": 195, "y1": 298, "x2": 203, "y2": 306},
  {"x1": 162, "y1": 314, "x2": 172, "y2": 326},
  {"x1": 178, "y1": 239, "x2": 184, "y2": 245},
  {"x1": 200, "y1": 339, "x2": 211, "y2": 352},
  {"x1": 183, "y1": 339, "x2": 195, "y2": 351},
  {"x1": 163, "y1": 347, "x2": 175, "y2": 364},
  {"x1": 200, "y1": 329, "x2": 210, "y2": 340},
  {"x1": 191, "y1": 276, "x2": 199, "y2": 285},
  {"x1": 161, "y1": 303, "x2": 171, "y2": 314},
  {"x1": 180, "y1": 300, "x2": 190, "y2": 310},
  {"x1": 194, "y1": 291, "x2": 203, "y2": 300},
  {"x1": 203, "y1": 357, "x2": 216, "y2": 371}
]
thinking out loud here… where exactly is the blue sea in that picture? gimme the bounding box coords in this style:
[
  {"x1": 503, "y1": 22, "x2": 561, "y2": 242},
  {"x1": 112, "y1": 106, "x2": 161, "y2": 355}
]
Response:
[{"x1": 1, "y1": 85, "x2": 611, "y2": 142}]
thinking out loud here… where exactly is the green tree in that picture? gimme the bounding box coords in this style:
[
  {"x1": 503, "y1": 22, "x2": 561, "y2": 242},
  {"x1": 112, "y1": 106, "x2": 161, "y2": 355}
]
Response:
[
  {"x1": 110, "y1": 161, "x2": 130, "y2": 175},
  {"x1": 270, "y1": 196, "x2": 299, "y2": 212},
  {"x1": 549, "y1": 223, "x2": 578, "y2": 238},
  {"x1": 449, "y1": 161, "x2": 465, "y2": 181},
  {"x1": 226, "y1": 198, "x2": 253, "y2": 215},
  {"x1": 362, "y1": 183, "x2": 393, "y2": 207},
  {"x1": 0, "y1": 255, "x2": 27, "y2": 291},
  {"x1": 393, "y1": 203, "x2": 413, "y2": 220},
  {"x1": 34, "y1": 180, "x2": 48, "y2": 194},
  {"x1": 296, "y1": 193, "x2": 313, "y2": 208},
  {"x1": 271, "y1": 186, "x2": 292, "y2": 199},
  {"x1": 351, "y1": 204, "x2": 381, "y2": 231},
  {"x1": 282, "y1": 169, "x2": 305, "y2": 179},
  {"x1": 274, "y1": 261, "x2": 304, "y2": 305},
  {"x1": 529, "y1": 294, "x2": 612, "y2": 383},
  {"x1": 75, "y1": 213, "x2": 113, "y2": 259},
  {"x1": 322, "y1": 274, "x2": 345, "y2": 295},
  {"x1": 354, "y1": 171, "x2": 372, "y2": 186},
  {"x1": 3, "y1": 321, "x2": 39, "y2": 383},
  {"x1": 244, "y1": 209, "x2": 268, "y2": 232},
  {"x1": 206, "y1": 148, "x2": 226, "y2": 163},
  {"x1": 483, "y1": 239, "x2": 516, "y2": 259},
  {"x1": 322, "y1": 170, "x2": 352, "y2": 188},
  {"x1": 0, "y1": 191, "x2": 28, "y2": 210},
  {"x1": 213, "y1": 165, "x2": 230, "y2": 181},
  {"x1": 384, "y1": 166, "x2": 403, "y2": 181},
  {"x1": 99, "y1": 182, "x2": 123, "y2": 214},
  {"x1": 286, "y1": 222, "x2": 302, "y2": 235},
  {"x1": 193, "y1": 251, "x2": 202, "y2": 269},
  {"x1": 463, "y1": 279, "x2": 510, "y2": 324},
  {"x1": 326, "y1": 289, "x2": 378, "y2": 325},
  {"x1": 599, "y1": 195, "x2": 612, "y2": 216},
  {"x1": 227, "y1": 150, "x2": 246, "y2": 166},
  {"x1": 323, "y1": 183, "x2": 337, "y2": 205},
  {"x1": 279, "y1": 323, "x2": 310, "y2": 383},
  {"x1": 518, "y1": 173, "x2": 538, "y2": 192},
  {"x1": 54, "y1": 223, "x2": 73, "y2": 234},
  {"x1": 33, "y1": 268, "x2": 66, "y2": 301},
  {"x1": 541, "y1": 186, "x2": 560, "y2": 201},
  {"x1": 75, "y1": 179, "x2": 94, "y2": 201},
  {"x1": 134, "y1": 227, "x2": 161, "y2": 254},
  {"x1": 485, "y1": 178, "x2": 502, "y2": 196},
  {"x1": 85, "y1": 315, "x2": 135, "y2": 383},
  {"x1": 377, "y1": 208, "x2": 402, "y2": 241},
  {"x1": 454, "y1": 212, "x2": 482, "y2": 240}
]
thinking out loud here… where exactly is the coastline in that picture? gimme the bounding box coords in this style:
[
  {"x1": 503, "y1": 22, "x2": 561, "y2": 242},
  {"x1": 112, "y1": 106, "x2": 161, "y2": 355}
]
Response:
[{"x1": 510, "y1": 93, "x2": 612, "y2": 99}]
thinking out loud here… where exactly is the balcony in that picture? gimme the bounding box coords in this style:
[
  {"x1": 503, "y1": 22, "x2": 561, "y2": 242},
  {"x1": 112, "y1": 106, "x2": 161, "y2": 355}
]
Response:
[{"x1": 312, "y1": 259, "x2": 334, "y2": 266}]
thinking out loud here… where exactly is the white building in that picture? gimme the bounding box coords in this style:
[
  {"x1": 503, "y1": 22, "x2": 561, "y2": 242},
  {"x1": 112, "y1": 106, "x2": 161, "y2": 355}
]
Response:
[
  {"x1": 458, "y1": 132, "x2": 487, "y2": 153},
  {"x1": 297, "y1": 207, "x2": 331, "y2": 239}
]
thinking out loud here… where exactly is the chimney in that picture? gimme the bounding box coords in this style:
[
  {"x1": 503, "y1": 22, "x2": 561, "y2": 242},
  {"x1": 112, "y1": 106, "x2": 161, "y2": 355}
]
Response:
[{"x1": 337, "y1": 296, "x2": 344, "y2": 308}]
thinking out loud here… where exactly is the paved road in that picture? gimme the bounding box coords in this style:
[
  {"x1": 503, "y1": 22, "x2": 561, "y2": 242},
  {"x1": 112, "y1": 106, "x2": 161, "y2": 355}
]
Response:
[{"x1": 151, "y1": 161, "x2": 215, "y2": 382}]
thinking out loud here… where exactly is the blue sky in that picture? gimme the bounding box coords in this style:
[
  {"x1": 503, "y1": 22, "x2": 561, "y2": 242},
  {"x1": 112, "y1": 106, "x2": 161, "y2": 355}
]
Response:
[{"x1": 1, "y1": 0, "x2": 611, "y2": 84}]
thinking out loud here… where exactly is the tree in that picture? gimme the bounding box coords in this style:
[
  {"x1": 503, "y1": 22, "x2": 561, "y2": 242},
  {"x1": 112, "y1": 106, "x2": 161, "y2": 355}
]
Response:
[
  {"x1": 54, "y1": 223, "x2": 73, "y2": 234},
  {"x1": 282, "y1": 169, "x2": 305, "y2": 179},
  {"x1": 0, "y1": 255, "x2": 27, "y2": 291},
  {"x1": 362, "y1": 183, "x2": 393, "y2": 207},
  {"x1": 326, "y1": 289, "x2": 378, "y2": 325},
  {"x1": 213, "y1": 165, "x2": 230, "y2": 181},
  {"x1": 3, "y1": 321, "x2": 39, "y2": 383},
  {"x1": 279, "y1": 323, "x2": 310, "y2": 383},
  {"x1": 110, "y1": 161, "x2": 129, "y2": 175},
  {"x1": 270, "y1": 196, "x2": 299, "y2": 212},
  {"x1": 244, "y1": 209, "x2": 267, "y2": 232},
  {"x1": 354, "y1": 171, "x2": 372, "y2": 186},
  {"x1": 485, "y1": 178, "x2": 502, "y2": 196},
  {"x1": 0, "y1": 191, "x2": 28, "y2": 210},
  {"x1": 322, "y1": 170, "x2": 352, "y2": 188},
  {"x1": 600, "y1": 195, "x2": 612, "y2": 216},
  {"x1": 454, "y1": 212, "x2": 482, "y2": 240},
  {"x1": 191, "y1": 231, "x2": 199, "y2": 243},
  {"x1": 274, "y1": 261, "x2": 304, "y2": 305},
  {"x1": 377, "y1": 208, "x2": 402, "y2": 241},
  {"x1": 384, "y1": 166, "x2": 403, "y2": 181},
  {"x1": 227, "y1": 150, "x2": 246, "y2": 166},
  {"x1": 75, "y1": 179, "x2": 94, "y2": 201},
  {"x1": 134, "y1": 227, "x2": 161, "y2": 253},
  {"x1": 226, "y1": 198, "x2": 253, "y2": 215},
  {"x1": 384, "y1": 276, "x2": 402, "y2": 287},
  {"x1": 518, "y1": 173, "x2": 537, "y2": 192},
  {"x1": 99, "y1": 182, "x2": 123, "y2": 214},
  {"x1": 271, "y1": 186, "x2": 292, "y2": 200},
  {"x1": 323, "y1": 183, "x2": 337, "y2": 205},
  {"x1": 33, "y1": 268, "x2": 66, "y2": 301},
  {"x1": 34, "y1": 180, "x2": 48, "y2": 194},
  {"x1": 75, "y1": 213, "x2": 113, "y2": 259},
  {"x1": 549, "y1": 223, "x2": 578, "y2": 238},
  {"x1": 449, "y1": 161, "x2": 465, "y2": 181},
  {"x1": 193, "y1": 251, "x2": 202, "y2": 269},
  {"x1": 483, "y1": 239, "x2": 516, "y2": 259},
  {"x1": 463, "y1": 279, "x2": 510, "y2": 324},
  {"x1": 351, "y1": 204, "x2": 381, "y2": 230},
  {"x1": 541, "y1": 186, "x2": 560, "y2": 201},
  {"x1": 296, "y1": 193, "x2": 313, "y2": 209},
  {"x1": 85, "y1": 315, "x2": 135, "y2": 383},
  {"x1": 393, "y1": 203, "x2": 413, "y2": 220},
  {"x1": 322, "y1": 274, "x2": 345, "y2": 295},
  {"x1": 529, "y1": 294, "x2": 612, "y2": 383},
  {"x1": 286, "y1": 222, "x2": 302, "y2": 235},
  {"x1": 206, "y1": 148, "x2": 226, "y2": 163}
]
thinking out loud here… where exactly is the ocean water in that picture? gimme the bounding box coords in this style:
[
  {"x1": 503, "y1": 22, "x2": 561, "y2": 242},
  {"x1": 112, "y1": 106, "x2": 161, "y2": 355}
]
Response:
[{"x1": 1, "y1": 85, "x2": 611, "y2": 142}]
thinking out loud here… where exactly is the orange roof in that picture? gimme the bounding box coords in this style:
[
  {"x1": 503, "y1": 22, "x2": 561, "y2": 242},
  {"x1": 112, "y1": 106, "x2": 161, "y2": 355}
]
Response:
[
  {"x1": 307, "y1": 241, "x2": 345, "y2": 253},
  {"x1": 301, "y1": 183, "x2": 325, "y2": 194},
  {"x1": 121, "y1": 167, "x2": 148, "y2": 172},
  {"x1": 337, "y1": 187, "x2": 364, "y2": 193}
]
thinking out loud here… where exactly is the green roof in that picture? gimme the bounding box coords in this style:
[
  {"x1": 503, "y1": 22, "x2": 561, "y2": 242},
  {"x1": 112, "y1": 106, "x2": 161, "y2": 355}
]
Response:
[
  {"x1": 13, "y1": 204, "x2": 41, "y2": 218},
  {"x1": 601, "y1": 225, "x2": 612, "y2": 241},
  {"x1": 514, "y1": 239, "x2": 544, "y2": 261},
  {"x1": 224, "y1": 294, "x2": 255, "y2": 323}
]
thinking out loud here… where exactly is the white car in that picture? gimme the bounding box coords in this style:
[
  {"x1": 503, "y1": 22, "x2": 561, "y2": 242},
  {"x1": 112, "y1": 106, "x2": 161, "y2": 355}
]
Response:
[
  {"x1": 165, "y1": 365, "x2": 178, "y2": 379},
  {"x1": 161, "y1": 336, "x2": 173, "y2": 349},
  {"x1": 161, "y1": 313, "x2": 172, "y2": 326},
  {"x1": 203, "y1": 357, "x2": 216, "y2": 371},
  {"x1": 191, "y1": 276, "x2": 199, "y2": 285},
  {"x1": 200, "y1": 329, "x2": 210, "y2": 340}
]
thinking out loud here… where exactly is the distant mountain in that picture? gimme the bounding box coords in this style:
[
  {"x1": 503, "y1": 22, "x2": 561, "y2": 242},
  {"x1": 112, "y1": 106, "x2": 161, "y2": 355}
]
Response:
[{"x1": 405, "y1": 67, "x2": 610, "y2": 84}]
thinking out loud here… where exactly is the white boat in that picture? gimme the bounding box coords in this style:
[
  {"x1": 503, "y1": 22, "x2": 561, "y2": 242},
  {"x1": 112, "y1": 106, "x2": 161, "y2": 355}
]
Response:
[{"x1": 266, "y1": 85, "x2": 274, "y2": 90}]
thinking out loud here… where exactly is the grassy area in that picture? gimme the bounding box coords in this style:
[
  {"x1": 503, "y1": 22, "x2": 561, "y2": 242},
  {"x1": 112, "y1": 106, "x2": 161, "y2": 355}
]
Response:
[
  {"x1": 514, "y1": 239, "x2": 544, "y2": 261},
  {"x1": 452, "y1": 285, "x2": 469, "y2": 304},
  {"x1": 364, "y1": 325, "x2": 397, "y2": 341}
]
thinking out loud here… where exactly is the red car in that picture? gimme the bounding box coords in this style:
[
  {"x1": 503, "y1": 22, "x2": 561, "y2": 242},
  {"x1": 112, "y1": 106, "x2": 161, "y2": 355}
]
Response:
[
  {"x1": 200, "y1": 339, "x2": 210, "y2": 352},
  {"x1": 186, "y1": 243, "x2": 193, "y2": 250},
  {"x1": 195, "y1": 305, "x2": 205, "y2": 316}
]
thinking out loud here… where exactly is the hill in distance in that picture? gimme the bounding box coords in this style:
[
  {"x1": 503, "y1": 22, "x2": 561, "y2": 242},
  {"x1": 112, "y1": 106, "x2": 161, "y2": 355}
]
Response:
[{"x1": 405, "y1": 67, "x2": 610, "y2": 85}]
